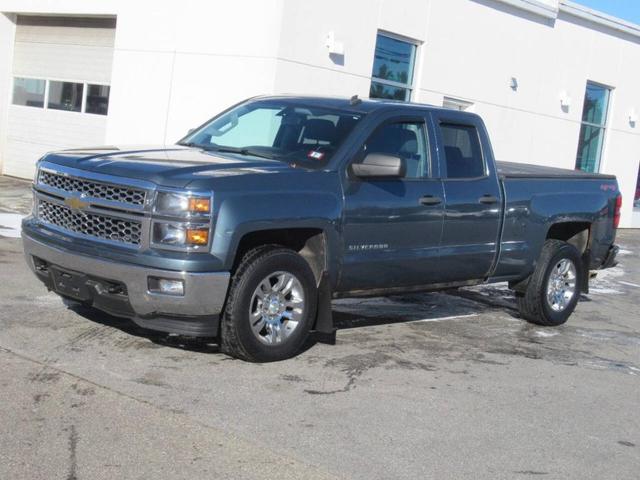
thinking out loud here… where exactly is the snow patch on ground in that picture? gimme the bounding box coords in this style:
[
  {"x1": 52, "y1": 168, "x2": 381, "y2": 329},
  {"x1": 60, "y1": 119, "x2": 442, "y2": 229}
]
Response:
[
  {"x1": 0, "y1": 213, "x2": 24, "y2": 238},
  {"x1": 589, "y1": 264, "x2": 626, "y2": 295},
  {"x1": 535, "y1": 330, "x2": 558, "y2": 338}
]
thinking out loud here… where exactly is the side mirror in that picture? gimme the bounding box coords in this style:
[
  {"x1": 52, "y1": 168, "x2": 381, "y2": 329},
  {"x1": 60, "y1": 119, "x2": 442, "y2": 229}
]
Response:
[{"x1": 351, "y1": 153, "x2": 405, "y2": 179}]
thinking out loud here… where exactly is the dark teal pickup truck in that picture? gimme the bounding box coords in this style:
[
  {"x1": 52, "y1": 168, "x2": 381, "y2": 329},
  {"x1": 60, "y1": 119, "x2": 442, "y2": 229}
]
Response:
[{"x1": 22, "y1": 96, "x2": 621, "y2": 361}]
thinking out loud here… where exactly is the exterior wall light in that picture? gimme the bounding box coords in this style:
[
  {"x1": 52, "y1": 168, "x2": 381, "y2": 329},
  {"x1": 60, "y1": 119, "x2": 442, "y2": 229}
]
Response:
[
  {"x1": 510, "y1": 77, "x2": 518, "y2": 91},
  {"x1": 325, "y1": 31, "x2": 345, "y2": 56},
  {"x1": 629, "y1": 109, "x2": 638, "y2": 128},
  {"x1": 559, "y1": 91, "x2": 572, "y2": 112}
]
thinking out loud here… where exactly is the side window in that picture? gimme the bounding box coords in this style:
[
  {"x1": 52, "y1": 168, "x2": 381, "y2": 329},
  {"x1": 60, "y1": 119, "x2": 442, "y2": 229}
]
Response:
[
  {"x1": 440, "y1": 124, "x2": 485, "y2": 179},
  {"x1": 363, "y1": 122, "x2": 429, "y2": 178}
]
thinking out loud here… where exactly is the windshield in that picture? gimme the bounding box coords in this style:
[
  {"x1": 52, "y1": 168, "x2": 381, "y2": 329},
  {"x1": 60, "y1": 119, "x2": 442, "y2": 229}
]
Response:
[{"x1": 180, "y1": 100, "x2": 363, "y2": 165}]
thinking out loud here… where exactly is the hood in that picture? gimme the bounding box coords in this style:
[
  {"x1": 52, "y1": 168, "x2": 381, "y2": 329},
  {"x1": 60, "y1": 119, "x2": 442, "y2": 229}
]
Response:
[{"x1": 41, "y1": 145, "x2": 298, "y2": 188}]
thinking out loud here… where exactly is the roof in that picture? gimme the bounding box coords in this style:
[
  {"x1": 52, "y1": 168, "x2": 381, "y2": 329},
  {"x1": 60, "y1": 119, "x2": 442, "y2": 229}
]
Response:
[{"x1": 254, "y1": 94, "x2": 448, "y2": 115}]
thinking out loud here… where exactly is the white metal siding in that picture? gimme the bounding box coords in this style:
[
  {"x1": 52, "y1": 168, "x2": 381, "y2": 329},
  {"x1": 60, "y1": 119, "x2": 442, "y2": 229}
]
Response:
[{"x1": 4, "y1": 16, "x2": 115, "y2": 178}]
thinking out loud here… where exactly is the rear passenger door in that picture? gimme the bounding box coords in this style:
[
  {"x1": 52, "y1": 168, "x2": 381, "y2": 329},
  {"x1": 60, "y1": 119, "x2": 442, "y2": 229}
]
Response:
[{"x1": 431, "y1": 112, "x2": 502, "y2": 283}]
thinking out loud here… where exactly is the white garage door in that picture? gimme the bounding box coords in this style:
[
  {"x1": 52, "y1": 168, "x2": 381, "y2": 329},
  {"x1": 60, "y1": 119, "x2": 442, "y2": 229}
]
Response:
[{"x1": 4, "y1": 16, "x2": 116, "y2": 179}]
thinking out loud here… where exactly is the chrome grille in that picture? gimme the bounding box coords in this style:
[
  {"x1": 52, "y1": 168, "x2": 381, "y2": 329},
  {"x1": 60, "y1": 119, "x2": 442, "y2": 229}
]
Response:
[
  {"x1": 38, "y1": 200, "x2": 142, "y2": 246},
  {"x1": 39, "y1": 170, "x2": 146, "y2": 206}
]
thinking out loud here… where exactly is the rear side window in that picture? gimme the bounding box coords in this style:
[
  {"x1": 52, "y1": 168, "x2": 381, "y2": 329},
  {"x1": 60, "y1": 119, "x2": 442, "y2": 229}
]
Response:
[{"x1": 440, "y1": 124, "x2": 485, "y2": 179}]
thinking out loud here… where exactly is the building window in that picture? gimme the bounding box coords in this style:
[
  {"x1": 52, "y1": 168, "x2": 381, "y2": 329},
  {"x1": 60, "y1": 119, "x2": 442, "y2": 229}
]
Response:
[
  {"x1": 635, "y1": 164, "x2": 640, "y2": 211},
  {"x1": 86, "y1": 84, "x2": 110, "y2": 115},
  {"x1": 12, "y1": 77, "x2": 110, "y2": 115},
  {"x1": 443, "y1": 97, "x2": 473, "y2": 111},
  {"x1": 12, "y1": 77, "x2": 46, "y2": 107},
  {"x1": 369, "y1": 32, "x2": 417, "y2": 101},
  {"x1": 48, "y1": 81, "x2": 83, "y2": 112},
  {"x1": 575, "y1": 82, "x2": 611, "y2": 173}
]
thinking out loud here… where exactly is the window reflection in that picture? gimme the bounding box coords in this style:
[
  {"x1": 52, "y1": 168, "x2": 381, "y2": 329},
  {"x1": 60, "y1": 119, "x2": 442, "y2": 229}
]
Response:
[
  {"x1": 370, "y1": 33, "x2": 417, "y2": 102},
  {"x1": 48, "y1": 81, "x2": 83, "y2": 112},
  {"x1": 12, "y1": 77, "x2": 45, "y2": 107}
]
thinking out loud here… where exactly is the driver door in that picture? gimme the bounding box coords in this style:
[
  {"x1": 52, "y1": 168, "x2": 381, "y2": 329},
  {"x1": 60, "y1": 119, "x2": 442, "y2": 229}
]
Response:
[{"x1": 338, "y1": 116, "x2": 445, "y2": 292}]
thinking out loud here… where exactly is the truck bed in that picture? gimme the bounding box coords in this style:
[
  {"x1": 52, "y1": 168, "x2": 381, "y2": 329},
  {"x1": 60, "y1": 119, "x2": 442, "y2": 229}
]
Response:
[{"x1": 497, "y1": 161, "x2": 616, "y2": 180}]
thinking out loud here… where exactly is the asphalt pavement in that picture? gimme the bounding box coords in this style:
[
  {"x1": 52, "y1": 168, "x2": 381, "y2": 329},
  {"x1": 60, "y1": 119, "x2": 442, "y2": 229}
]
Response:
[{"x1": 1, "y1": 176, "x2": 638, "y2": 479}]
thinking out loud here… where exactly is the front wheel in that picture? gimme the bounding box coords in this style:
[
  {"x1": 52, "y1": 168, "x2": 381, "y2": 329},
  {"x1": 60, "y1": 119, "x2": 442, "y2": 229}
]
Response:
[
  {"x1": 516, "y1": 239, "x2": 583, "y2": 327},
  {"x1": 220, "y1": 246, "x2": 317, "y2": 362}
]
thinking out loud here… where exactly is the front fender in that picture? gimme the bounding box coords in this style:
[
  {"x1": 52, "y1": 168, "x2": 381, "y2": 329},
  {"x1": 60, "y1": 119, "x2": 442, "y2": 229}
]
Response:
[{"x1": 212, "y1": 190, "x2": 343, "y2": 274}]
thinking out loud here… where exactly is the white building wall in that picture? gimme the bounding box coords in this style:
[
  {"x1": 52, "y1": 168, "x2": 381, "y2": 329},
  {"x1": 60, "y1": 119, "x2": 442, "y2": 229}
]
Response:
[
  {"x1": 0, "y1": 13, "x2": 16, "y2": 175},
  {"x1": 0, "y1": 0, "x2": 638, "y2": 225},
  {"x1": 272, "y1": 0, "x2": 640, "y2": 227},
  {"x1": 105, "y1": 0, "x2": 284, "y2": 145}
]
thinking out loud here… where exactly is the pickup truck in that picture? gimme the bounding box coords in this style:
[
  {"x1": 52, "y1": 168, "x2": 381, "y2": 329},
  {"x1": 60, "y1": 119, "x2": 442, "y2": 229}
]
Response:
[{"x1": 22, "y1": 95, "x2": 621, "y2": 362}]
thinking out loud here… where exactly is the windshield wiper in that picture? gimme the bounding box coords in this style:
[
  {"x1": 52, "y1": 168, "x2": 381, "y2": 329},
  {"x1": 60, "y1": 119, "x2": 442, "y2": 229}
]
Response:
[
  {"x1": 178, "y1": 142, "x2": 275, "y2": 160},
  {"x1": 211, "y1": 146, "x2": 275, "y2": 160}
]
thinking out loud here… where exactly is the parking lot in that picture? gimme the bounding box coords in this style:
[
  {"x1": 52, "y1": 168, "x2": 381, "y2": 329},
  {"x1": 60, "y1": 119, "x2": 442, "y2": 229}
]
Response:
[{"x1": 1, "y1": 175, "x2": 638, "y2": 479}]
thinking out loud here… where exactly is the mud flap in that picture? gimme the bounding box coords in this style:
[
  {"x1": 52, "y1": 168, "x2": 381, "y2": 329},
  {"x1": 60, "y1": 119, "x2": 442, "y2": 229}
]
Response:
[
  {"x1": 581, "y1": 251, "x2": 590, "y2": 295},
  {"x1": 313, "y1": 272, "x2": 335, "y2": 345}
]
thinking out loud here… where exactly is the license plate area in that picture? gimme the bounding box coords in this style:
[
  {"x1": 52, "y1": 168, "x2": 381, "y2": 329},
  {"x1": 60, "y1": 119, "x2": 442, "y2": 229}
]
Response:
[{"x1": 50, "y1": 266, "x2": 91, "y2": 301}]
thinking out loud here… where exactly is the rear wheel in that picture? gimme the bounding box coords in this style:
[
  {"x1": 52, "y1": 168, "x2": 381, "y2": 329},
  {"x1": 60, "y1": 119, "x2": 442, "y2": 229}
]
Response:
[
  {"x1": 516, "y1": 239, "x2": 583, "y2": 326},
  {"x1": 220, "y1": 246, "x2": 317, "y2": 362}
]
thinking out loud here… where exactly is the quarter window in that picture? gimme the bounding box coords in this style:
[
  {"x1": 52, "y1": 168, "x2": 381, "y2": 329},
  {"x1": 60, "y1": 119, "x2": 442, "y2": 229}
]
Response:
[
  {"x1": 12, "y1": 77, "x2": 45, "y2": 107},
  {"x1": 440, "y1": 124, "x2": 485, "y2": 179},
  {"x1": 369, "y1": 33, "x2": 417, "y2": 102},
  {"x1": 363, "y1": 122, "x2": 429, "y2": 178},
  {"x1": 575, "y1": 82, "x2": 611, "y2": 173}
]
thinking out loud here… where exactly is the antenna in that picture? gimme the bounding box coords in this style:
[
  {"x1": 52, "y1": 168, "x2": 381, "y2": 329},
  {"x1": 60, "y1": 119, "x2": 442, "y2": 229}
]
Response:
[{"x1": 350, "y1": 95, "x2": 362, "y2": 106}]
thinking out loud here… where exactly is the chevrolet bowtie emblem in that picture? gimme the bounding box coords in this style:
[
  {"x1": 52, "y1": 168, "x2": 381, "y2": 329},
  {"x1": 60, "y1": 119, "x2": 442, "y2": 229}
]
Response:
[{"x1": 64, "y1": 196, "x2": 89, "y2": 210}]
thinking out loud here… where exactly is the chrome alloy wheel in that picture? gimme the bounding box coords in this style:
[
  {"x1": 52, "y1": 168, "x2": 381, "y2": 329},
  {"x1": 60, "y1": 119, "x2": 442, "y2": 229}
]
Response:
[
  {"x1": 249, "y1": 271, "x2": 305, "y2": 345},
  {"x1": 546, "y1": 258, "x2": 577, "y2": 312}
]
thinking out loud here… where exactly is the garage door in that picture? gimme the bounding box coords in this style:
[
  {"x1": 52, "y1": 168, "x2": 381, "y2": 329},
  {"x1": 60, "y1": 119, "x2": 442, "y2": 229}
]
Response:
[{"x1": 4, "y1": 15, "x2": 116, "y2": 179}]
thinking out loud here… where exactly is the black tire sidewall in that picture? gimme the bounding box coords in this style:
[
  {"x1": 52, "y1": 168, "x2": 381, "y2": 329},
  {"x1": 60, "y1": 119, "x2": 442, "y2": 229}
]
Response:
[
  {"x1": 539, "y1": 244, "x2": 583, "y2": 325},
  {"x1": 230, "y1": 250, "x2": 317, "y2": 362}
]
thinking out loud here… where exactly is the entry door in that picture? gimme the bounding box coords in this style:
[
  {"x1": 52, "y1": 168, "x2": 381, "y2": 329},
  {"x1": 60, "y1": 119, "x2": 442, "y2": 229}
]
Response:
[
  {"x1": 339, "y1": 117, "x2": 445, "y2": 292},
  {"x1": 432, "y1": 114, "x2": 502, "y2": 282}
]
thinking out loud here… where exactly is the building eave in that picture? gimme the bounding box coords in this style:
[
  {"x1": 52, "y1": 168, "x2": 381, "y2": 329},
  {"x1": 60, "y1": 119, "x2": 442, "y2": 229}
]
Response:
[
  {"x1": 493, "y1": 0, "x2": 559, "y2": 20},
  {"x1": 559, "y1": 1, "x2": 640, "y2": 39}
]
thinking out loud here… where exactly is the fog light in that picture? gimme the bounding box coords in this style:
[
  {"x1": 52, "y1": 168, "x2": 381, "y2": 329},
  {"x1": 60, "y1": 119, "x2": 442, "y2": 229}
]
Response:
[{"x1": 149, "y1": 277, "x2": 184, "y2": 296}]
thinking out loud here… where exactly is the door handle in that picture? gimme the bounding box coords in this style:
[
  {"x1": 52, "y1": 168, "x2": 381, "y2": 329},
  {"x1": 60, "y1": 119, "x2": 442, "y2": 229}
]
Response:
[
  {"x1": 420, "y1": 195, "x2": 442, "y2": 206},
  {"x1": 478, "y1": 194, "x2": 498, "y2": 205}
]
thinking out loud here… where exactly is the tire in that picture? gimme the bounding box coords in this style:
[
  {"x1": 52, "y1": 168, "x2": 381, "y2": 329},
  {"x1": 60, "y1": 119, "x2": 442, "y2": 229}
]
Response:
[
  {"x1": 516, "y1": 239, "x2": 583, "y2": 327},
  {"x1": 220, "y1": 245, "x2": 317, "y2": 362}
]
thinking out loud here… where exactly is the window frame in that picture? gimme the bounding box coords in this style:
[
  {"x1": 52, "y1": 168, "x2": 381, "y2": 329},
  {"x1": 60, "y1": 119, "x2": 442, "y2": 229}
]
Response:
[
  {"x1": 443, "y1": 96, "x2": 474, "y2": 112},
  {"x1": 12, "y1": 76, "x2": 47, "y2": 108},
  {"x1": 46, "y1": 79, "x2": 84, "y2": 113},
  {"x1": 369, "y1": 31, "x2": 419, "y2": 102},
  {"x1": 349, "y1": 115, "x2": 433, "y2": 181},
  {"x1": 11, "y1": 76, "x2": 110, "y2": 116},
  {"x1": 436, "y1": 121, "x2": 488, "y2": 181},
  {"x1": 575, "y1": 80, "x2": 612, "y2": 173}
]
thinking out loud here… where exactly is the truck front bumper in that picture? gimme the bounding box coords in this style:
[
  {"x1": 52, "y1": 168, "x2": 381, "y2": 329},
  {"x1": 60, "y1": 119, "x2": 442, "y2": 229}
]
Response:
[{"x1": 22, "y1": 233, "x2": 230, "y2": 337}]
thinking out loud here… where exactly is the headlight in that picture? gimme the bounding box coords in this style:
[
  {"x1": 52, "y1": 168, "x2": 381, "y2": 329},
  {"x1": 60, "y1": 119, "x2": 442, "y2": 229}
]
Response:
[
  {"x1": 152, "y1": 222, "x2": 209, "y2": 248},
  {"x1": 155, "y1": 192, "x2": 210, "y2": 216}
]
